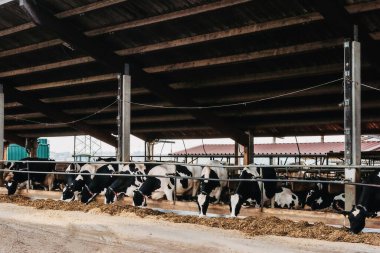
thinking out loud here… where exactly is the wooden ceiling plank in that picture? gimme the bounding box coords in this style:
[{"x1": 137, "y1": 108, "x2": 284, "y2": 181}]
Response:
[
  {"x1": 116, "y1": 12, "x2": 323, "y2": 55},
  {"x1": 0, "y1": 39, "x2": 63, "y2": 58},
  {"x1": 18, "y1": 73, "x2": 118, "y2": 91},
  {"x1": 0, "y1": 0, "x2": 127, "y2": 37},
  {"x1": 0, "y1": 56, "x2": 94, "y2": 78},
  {"x1": 55, "y1": 0, "x2": 127, "y2": 18},
  {"x1": 3, "y1": 85, "x2": 117, "y2": 146},
  {"x1": 144, "y1": 38, "x2": 343, "y2": 73},
  {"x1": 85, "y1": 0, "x2": 251, "y2": 36}
]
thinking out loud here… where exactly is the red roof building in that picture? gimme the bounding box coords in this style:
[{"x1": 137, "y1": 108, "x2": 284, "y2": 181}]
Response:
[{"x1": 171, "y1": 142, "x2": 380, "y2": 156}]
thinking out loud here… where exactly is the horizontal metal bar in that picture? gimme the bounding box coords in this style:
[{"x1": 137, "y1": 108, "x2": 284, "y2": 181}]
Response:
[
  {"x1": 2, "y1": 168, "x2": 380, "y2": 188},
  {"x1": 2, "y1": 159, "x2": 380, "y2": 170}
]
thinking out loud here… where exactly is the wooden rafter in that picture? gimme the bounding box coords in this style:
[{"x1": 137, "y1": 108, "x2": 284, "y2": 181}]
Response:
[
  {"x1": 0, "y1": 56, "x2": 94, "y2": 78},
  {"x1": 0, "y1": 40, "x2": 342, "y2": 78},
  {"x1": 0, "y1": 0, "x2": 127, "y2": 37},
  {"x1": 17, "y1": 73, "x2": 118, "y2": 91},
  {"x1": 116, "y1": 13, "x2": 323, "y2": 56},
  {"x1": 3, "y1": 85, "x2": 117, "y2": 146},
  {"x1": 85, "y1": 0, "x2": 251, "y2": 36},
  {"x1": 310, "y1": 0, "x2": 380, "y2": 72},
  {"x1": 144, "y1": 39, "x2": 343, "y2": 73},
  {"x1": 18, "y1": 0, "x2": 250, "y2": 146}
]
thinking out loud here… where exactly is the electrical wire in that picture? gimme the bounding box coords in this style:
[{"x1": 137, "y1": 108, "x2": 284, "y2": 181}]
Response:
[
  {"x1": 182, "y1": 139, "x2": 188, "y2": 157},
  {"x1": 5, "y1": 77, "x2": 343, "y2": 126},
  {"x1": 201, "y1": 139, "x2": 207, "y2": 155},
  {"x1": 361, "y1": 83, "x2": 380, "y2": 92},
  {"x1": 8, "y1": 99, "x2": 118, "y2": 126},
  {"x1": 129, "y1": 77, "x2": 343, "y2": 109}
]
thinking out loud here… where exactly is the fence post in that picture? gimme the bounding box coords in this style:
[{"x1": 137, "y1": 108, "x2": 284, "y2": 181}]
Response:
[
  {"x1": 173, "y1": 170, "x2": 177, "y2": 206},
  {"x1": 260, "y1": 167, "x2": 264, "y2": 212},
  {"x1": 27, "y1": 161, "x2": 30, "y2": 192}
]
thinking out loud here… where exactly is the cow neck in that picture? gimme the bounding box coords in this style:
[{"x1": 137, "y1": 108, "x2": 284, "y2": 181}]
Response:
[{"x1": 84, "y1": 184, "x2": 94, "y2": 197}]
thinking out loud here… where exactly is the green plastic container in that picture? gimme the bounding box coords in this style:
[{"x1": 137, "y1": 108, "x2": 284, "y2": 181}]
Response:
[
  {"x1": 7, "y1": 144, "x2": 28, "y2": 160},
  {"x1": 7, "y1": 138, "x2": 50, "y2": 160}
]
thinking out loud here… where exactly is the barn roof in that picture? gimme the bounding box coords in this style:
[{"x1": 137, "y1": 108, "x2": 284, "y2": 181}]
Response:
[
  {"x1": 1, "y1": 0, "x2": 380, "y2": 146},
  {"x1": 171, "y1": 141, "x2": 380, "y2": 156}
]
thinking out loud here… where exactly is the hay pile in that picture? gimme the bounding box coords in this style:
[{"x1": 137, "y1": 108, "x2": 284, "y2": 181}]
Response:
[{"x1": 0, "y1": 195, "x2": 379, "y2": 246}]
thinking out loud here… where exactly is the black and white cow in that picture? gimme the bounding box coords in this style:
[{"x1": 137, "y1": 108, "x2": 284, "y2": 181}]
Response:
[
  {"x1": 197, "y1": 160, "x2": 228, "y2": 217},
  {"x1": 104, "y1": 163, "x2": 146, "y2": 204},
  {"x1": 81, "y1": 164, "x2": 118, "y2": 204},
  {"x1": 342, "y1": 171, "x2": 380, "y2": 234},
  {"x1": 274, "y1": 187, "x2": 300, "y2": 209},
  {"x1": 4, "y1": 158, "x2": 56, "y2": 195},
  {"x1": 305, "y1": 183, "x2": 345, "y2": 211},
  {"x1": 332, "y1": 193, "x2": 345, "y2": 211},
  {"x1": 229, "y1": 166, "x2": 277, "y2": 217},
  {"x1": 61, "y1": 163, "x2": 101, "y2": 201},
  {"x1": 133, "y1": 164, "x2": 202, "y2": 207}
]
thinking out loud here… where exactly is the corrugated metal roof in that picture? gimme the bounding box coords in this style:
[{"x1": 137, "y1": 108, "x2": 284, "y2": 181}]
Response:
[{"x1": 172, "y1": 141, "x2": 380, "y2": 155}]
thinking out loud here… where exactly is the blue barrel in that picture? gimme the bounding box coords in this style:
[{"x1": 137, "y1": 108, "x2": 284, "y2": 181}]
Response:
[{"x1": 7, "y1": 138, "x2": 50, "y2": 160}]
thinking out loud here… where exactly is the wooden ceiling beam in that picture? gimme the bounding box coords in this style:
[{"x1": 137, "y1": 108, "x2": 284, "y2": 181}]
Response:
[
  {"x1": 85, "y1": 0, "x2": 251, "y2": 36},
  {"x1": 0, "y1": 56, "x2": 94, "y2": 78},
  {"x1": 116, "y1": 12, "x2": 323, "y2": 56},
  {"x1": 0, "y1": 0, "x2": 127, "y2": 38},
  {"x1": 1, "y1": 0, "x2": 379, "y2": 42},
  {"x1": 17, "y1": 73, "x2": 118, "y2": 91},
  {"x1": 18, "y1": 0, "x2": 250, "y2": 146},
  {"x1": 0, "y1": 40, "x2": 342, "y2": 79},
  {"x1": 3, "y1": 85, "x2": 117, "y2": 146},
  {"x1": 5, "y1": 91, "x2": 116, "y2": 108},
  {"x1": 171, "y1": 64, "x2": 343, "y2": 89},
  {"x1": 310, "y1": 0, "x2": 380, "y2": 72},
  {"x1": 0, "y1": 39, "x2": 63, "y2": 58},
  {"x1": 5, "y1": 106, "x2": 117, "y2": 120},
  {"x1": 55, "y1": 0, "x2": 127, "y2": 18},
  {"x1": 144, "y1": 38, "x2": 343, "y2": 73}
]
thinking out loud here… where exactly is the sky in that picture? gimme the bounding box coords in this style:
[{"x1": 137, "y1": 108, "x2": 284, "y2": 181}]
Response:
[{"x1": 44, "y1": 135, "x2": 345, "y2": 156}]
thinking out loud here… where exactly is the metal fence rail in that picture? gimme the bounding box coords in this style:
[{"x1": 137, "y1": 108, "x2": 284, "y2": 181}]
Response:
[{"x1": 0, "y1": 160, "x2": 379, "y2": 188}]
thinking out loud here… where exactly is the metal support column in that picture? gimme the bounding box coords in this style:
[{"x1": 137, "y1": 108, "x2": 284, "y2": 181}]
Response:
[
  {"x1": 244, "y1": 131, "x2": 254, "y2": 165},
  {"x1": 344, "y1": 31, "x2": 361, "y2": 211},
  {"x1": 146, "y1": 141, "x2": 154, "y2": 161},
  {"x1": 0, "y1": 85, "x2": 3, "y2": 162},
  {"x1": 234, "y1": 142, "x2": 239, "y2": 166},
  {"x1": 118, "y1": 64, "x2": 131, "y2": 163}
]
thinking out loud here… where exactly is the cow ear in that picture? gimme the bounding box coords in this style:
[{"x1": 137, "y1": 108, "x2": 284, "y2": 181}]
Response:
[
  {"x1": 340, "y1": 210, "x2": 350, "y2": 217},
  {"x1": 366, "y1": 212, "x2": 377, "y2": 218}
]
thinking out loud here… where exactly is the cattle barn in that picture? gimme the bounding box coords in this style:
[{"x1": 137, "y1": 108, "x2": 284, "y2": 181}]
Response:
[{"x1": 1, "y1": 0, "x2": 380, "y2": 219}]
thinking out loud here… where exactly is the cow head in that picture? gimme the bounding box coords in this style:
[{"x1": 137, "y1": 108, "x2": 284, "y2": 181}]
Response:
[
  {"x1": 132, "y1": 190, "x2": 147, "y2": 207},
  {"x1": 105, "y1": 187, "x2": 117, "y2": 204},
  {"x1": 61, "y1": 184, "x2": 75, "y2": 201},
  {"x1": 5, "y1": 180, "x2": 18, "y2": 195},
  {"x1": 61, "y1": 174, "x2": 86, "y2": 201},
  {"x1": 229, "y1": 194, "x2": 244, "y2": 217},
  {"x1": 197, "y1": 193, "x2": 210, "y2": 217},
  {"x1": 342, "y1": 205, "x2": 377, "y2": 234},
  {"x1": 81, "y1": 184, "x2": 98, "y2": 204}
]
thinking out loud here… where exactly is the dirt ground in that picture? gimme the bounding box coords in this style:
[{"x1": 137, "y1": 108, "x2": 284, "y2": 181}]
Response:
[{"x1": 0, "y1": 203, "x2": 379, "y2": 253}]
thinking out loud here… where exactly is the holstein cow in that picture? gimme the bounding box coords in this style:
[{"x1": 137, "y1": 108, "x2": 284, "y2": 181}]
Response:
[
  {"x1": 104, "y1": 163, "x2": 146, "y2": 204},
  {"x1": 61, "y1": 163, "x2": 101, "y2": 201},
  {"x1": 274, "y1": 187, "x2": 300, "y2": 209},
  {"x1": 81, "y1": 164, "x2": 118, "y2": 204},
  {"x1": 230, "y1": 166, "x2": 277, "y2": 217},
  {"x1": 4, "y1": 158, "x2": 56, "y2": 195},
  {"x1": 305, "y1": 183, "x2": 345, "y2": 211},
  {"x1": 342, "y1": 171, "x2": 380, "y2": 234},
  {"x1": 197, "y1": 160, "x2": 228, "y2": 217},
  {"x1": 133, "y1": 164, "x2": 202, "y2": 207}
]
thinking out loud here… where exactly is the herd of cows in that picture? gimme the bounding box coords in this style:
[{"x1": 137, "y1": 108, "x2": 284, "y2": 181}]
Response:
[{"x1": 1, "y1": 157, "x2": 380, "y2": 233}]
